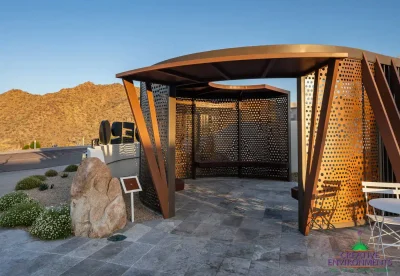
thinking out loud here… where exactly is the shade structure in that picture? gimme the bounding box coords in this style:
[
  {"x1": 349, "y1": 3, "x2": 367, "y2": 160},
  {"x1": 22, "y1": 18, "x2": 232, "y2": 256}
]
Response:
[{"x1": 117, "y1": 44, "x2": 400, "y2": 236}]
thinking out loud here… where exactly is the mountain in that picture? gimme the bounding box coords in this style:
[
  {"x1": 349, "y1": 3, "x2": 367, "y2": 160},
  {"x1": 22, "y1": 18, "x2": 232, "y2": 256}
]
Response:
[{"x1": 0, "y1": 82, "x2": 139, "y2": 151}]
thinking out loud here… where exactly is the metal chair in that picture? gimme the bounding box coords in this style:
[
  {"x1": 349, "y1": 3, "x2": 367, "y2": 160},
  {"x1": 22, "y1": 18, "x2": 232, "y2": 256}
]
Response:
[{"x1": 362, "y1": 182, "x2": 400, "y2": 257}]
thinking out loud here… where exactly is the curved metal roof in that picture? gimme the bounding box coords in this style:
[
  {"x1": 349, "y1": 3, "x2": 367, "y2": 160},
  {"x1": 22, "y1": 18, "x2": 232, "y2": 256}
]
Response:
[
  {"x1": 176, "y1": 82, "x2": 288, "y2": 100},
  {"x1": 116, "y1": 44, "x2": 400, "y2": 86}
]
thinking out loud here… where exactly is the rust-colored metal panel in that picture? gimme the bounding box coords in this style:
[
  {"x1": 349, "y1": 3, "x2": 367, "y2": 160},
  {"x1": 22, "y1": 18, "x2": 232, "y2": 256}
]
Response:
[
  {"x1": 302, "y1": 59, "x2": 340, "y2": 235},
  {"x1": 374, "y1": 58, "x2": 400, "y2": 145},
  {"x1": 146, "y1": 86, "x2": 168, "y2": 185},
  {"x1": 362, "y1": 55, "x2": 400, "y2": 180},
  {"x1": 390, "y1": 60, "x2": 400, "y2": 109},
  {"x1": 306, "y1": 69, "x2": 320, "y2": 175},
  {"x1": 122, "y1": 79, "x2": 169, "y2": 218}
]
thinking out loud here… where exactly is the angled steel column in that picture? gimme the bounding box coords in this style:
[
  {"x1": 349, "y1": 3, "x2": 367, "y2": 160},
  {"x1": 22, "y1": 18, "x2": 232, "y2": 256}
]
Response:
[
  {"x1": 297, "y1": 76, "x2": 306, "y2": 232},
  {"x1": 302, "y1": 59, "x2": 340, "y2": 235},
  {"x1": 306, "y1": 69, "x2": 320, "y2": 175},
  {"x1": 167, "y1": 85, "x2": 176, "y2": 217},
  {"x1": 361, "y1": 54, "x2": 400, "y2": 181},
  {"x1": 146, "y1": 83, "x2": 168, "y2": 185},
  {"x1": 123, "y1": 79, "x2": 169, "y2": 218},
  {"x1": 390, "y1": 60, "x2": 400, "y2": 109},
  {"x1": 374, "y1": 58, "x2": 400, "y2": 145}
]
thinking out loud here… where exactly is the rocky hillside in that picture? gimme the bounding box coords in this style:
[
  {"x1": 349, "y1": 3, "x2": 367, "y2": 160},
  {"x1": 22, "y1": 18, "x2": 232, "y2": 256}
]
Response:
[{"x1": 0, "y1": 82, "x2": 139, "y2": 151}]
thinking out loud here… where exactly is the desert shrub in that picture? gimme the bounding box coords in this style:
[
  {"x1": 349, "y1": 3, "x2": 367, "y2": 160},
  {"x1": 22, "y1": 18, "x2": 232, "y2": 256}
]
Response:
[
  {"x1": 0, "y1": 200, "x2": 43, "y2": 227},
  {"x1": 45, "y1": 169, "x2": 58, "y2": 177},
  {"x1": 39, "y1": 183, "x2": 48, "y2": 191},
  {"x1": 64, "y1": 164, "x2": 78, "y2": 172},
  {"x1": 29, "y1": 141, "x2": 41, "y2": 149},
  {"x1": 31, "y1": 175, "x2": 47, "y2": 181},
  {"x1": 15, "y1": 176, "x2": 43, "y2": 190},
  {"x1": 30, "y1": 205, "x2": 72, "y2": 240},
  {"x1": 22, "y1": 145, "x2": 30, "y2": 150},
  {"x1": 61, "y1": 173, "x2": 68, "y2": 178},
  {"x1": 0, "y1": 191, "x2": 30, "y2": 211}
]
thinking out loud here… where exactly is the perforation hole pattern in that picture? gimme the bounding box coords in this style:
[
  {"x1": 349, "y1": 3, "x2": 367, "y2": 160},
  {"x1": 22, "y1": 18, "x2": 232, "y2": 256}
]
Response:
[{"x1": 304, "y1": 58, "x2": 378, "y2": 226}]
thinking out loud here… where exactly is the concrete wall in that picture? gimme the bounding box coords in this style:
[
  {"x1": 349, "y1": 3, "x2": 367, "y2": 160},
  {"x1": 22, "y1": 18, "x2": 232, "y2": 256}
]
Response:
[
  {"x1": 291, "y1": 121, "x2": 298, "y2": 173},
  {"x1": 95, "y1": 143, "x2": 140, "y2": 178}
]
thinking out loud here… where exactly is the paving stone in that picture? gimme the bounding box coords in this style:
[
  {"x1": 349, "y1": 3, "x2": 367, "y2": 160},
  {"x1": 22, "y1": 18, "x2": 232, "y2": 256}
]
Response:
[
  {"x1": 247, "y1": 261, "x2": 280, "y2": 276},
  {"x1": 203, "y1": 213, "x2": 227, "y2": 225},
  {"x1": 221, "y1": 215, "x2": 244, "y2": 227},
  {"x1": 60, "y1": 258, "x2": 105, "y2": 276},
  {"x1": 91, "y1": 263, "x2": 130, "y2": 276},
  {"x1": 234, "y1": 228, "x2": 259, "y2": 243},
  {"x1": 87, "y1": 241, "x2": 133, "y2": 261},
  {"x1": 185, "y1": 211, "x2": 212, "y2": 223},
  {"x1": 51, "y1": 236, "x2": 91, "y2": 254},
  {"x1": 0, "y1": 250, "x2": 44, "y2": 276},
  {"x1": 66, "y1": 238, "x2": 109, "y2": 258},
  {"x1": 226, "y1": 242, "x2": 255, "y2": 259},
  {"x1": 184, "y1": 262, "x2": 219, "y2": 276},
  {"x1": 192, "y1": 223, "x2": 219, "y2": 239},
  {"x1": 31, "y1": 255, "x2": 84, "y2": 276},
  {"x1": 123, "y1": 267, "x2": 175, "y2": 276},
  {"x1": 155, "y1": 219, "x2": 183, "y2": 232},
  {"x1": 159, "y1": 251, "x2": 193, "y2": 276},
  {"x1": 141, "y1": 219, "x2": 163, "y2": 228},
  {"x1": 109, "y1": 242, "x2": 154, "y2": 266},
  {"x1": 216, "y1": 257, "x2": 251, "y2": 276},
  {"x1": 0, "y1": 229, "x2": 33, "y2": 250},
  {"x1": 211, "y1": 225, "x2": 238, "y2": 242},
  {"x1": 171, "y1": 221, "x2": 200, "y2": 236},
  {"x1": 239, "y1": 217, "x2": 265, "y2": 231},
  {"x1": 172, "y1": 209, "x2": 195, "y2": 221},
  {"x1": 133, "y1": 245, "x2": 172, "y2": 271},
  {"x1": 123, "y1": 223, "x2": 152, "y2": 242},
  {"x1": 18, "y1": 238, "x2": 70, "y2": 253},
  {"x1": 264, "y1": 207, "x2": 283, "y2": 219},
  {"x1": 137, "y1": 229, "x2": 168, "y2": 244},
  {"x1": 252, "y1": 244, "x2": 280, "y2": 262},
  {"x1": 204, "y1": 240, "x2": 231, "y2": 256},
  {"x1": 181, "y1": 201, "x2": 202, "y2": 211}
]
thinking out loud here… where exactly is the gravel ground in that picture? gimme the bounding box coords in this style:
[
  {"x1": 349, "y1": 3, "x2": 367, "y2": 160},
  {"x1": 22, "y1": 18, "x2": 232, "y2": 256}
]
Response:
[{"x1": 25, "y1": 170, "x2": 160, "y2": 223}]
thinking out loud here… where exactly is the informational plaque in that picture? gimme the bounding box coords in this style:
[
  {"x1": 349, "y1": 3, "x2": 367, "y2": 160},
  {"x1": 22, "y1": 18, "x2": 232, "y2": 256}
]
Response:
[{"x1": 120, "y1": 176, "x2": 142, "y2": 222}]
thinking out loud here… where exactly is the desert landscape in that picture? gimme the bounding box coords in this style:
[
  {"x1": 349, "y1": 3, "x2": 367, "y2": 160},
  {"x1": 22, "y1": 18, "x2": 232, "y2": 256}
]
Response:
[{"x1": 0, "y1": 82, "x2": 139, "y2": 151}]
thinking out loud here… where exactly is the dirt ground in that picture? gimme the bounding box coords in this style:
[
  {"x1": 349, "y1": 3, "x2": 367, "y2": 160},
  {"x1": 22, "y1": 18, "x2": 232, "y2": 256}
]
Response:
[{"x1": 25, "y1": 171, "x2": 161, "y2": 223}]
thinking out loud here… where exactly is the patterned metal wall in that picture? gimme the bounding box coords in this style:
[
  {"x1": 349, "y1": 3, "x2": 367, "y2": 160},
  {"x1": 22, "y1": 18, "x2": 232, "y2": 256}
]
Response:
[
  {"x1": 175, "y1": 96, "x2": 290, "y2": 180},
  {"x1": 304, "y1": 58, "x2": 379, "y2": 226},
  {"x1": 139, "y1": 82, "x2": 169, "y2": 213},
  {"x1": 241, "y1": 97, "x2": 289, "y2": 178}
]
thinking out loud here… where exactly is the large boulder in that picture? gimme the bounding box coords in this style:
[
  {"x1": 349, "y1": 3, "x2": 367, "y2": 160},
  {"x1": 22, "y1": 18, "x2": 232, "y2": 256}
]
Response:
[{"x1": 71, "y1": 157, "x2": 127, "y2": 238}]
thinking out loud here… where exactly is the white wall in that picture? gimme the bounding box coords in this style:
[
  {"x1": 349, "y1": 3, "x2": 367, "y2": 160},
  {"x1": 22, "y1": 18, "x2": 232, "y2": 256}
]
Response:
[{"x1": 95, "y1": 143, "x2": 140, "y2": 178}]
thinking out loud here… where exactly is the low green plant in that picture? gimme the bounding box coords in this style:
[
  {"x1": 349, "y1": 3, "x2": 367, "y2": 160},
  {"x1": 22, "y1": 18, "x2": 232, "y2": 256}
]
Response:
[
  {"x1": 0, "y1": 191, "x2": 30, "y2": 211},
  {"x1": 30, "y1": 205, "x2": 72, "y2": 240},
  {"x1": 45, "y1": 169, "x2": 58, "y2": 177},
  {"x1": 22, "y1": 145, "x2": 30, "y2": 150},
  {"x1": 0, "y1": 200, "x2": 43, "y2": 227},
  {"x1": 61, "y1": 173, "x2": 68, "y2": 178},
  {"x1": 15, "y1": 176, "x2": 43, "y2": 190},
  {"x1": 29, "y1": 141, "x2": 41, "y2": 149},
  {"x1": 64, "y1": 164, "x2": 78, "y2": 172},
  {"x1": 31, "y1": 175, "x2": 47, "y2": 181},
  {"x1": 38, "y1": 183, "x2": 49, "y2": 191}
]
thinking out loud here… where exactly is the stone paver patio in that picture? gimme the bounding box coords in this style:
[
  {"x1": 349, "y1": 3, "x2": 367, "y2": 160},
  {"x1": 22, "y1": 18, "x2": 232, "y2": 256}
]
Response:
[{"x1": 0, "y1": 178, "x2": 398, "y2": 275}]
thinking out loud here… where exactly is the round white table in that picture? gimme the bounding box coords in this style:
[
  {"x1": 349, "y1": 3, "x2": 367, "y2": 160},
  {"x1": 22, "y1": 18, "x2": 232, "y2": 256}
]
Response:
[{"x1": 369, "y1": 198, "x2": 400, "y2": 214}]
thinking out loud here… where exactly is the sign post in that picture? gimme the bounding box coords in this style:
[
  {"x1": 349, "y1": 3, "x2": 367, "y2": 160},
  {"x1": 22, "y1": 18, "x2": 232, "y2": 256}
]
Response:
[{"x1": 119, "y1": 176, "x2": 142, "y2": 222}]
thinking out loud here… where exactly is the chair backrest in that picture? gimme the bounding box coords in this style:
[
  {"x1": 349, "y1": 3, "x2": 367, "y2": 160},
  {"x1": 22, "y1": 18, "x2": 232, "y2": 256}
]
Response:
[{"x1": 362, "y1": 182, "x2": 400, "y2": 199}]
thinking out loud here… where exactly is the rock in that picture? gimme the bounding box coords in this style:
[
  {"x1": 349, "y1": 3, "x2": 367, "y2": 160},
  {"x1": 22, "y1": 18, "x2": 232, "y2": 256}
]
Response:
[{"x1": 71, "y1": 157, "x2": 127, "y2": 238}]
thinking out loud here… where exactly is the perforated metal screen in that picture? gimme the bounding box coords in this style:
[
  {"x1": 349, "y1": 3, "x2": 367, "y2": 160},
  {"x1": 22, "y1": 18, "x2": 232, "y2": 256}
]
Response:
[
  {"x1": 175, "y1": 96, "x2": 290, "y2": 180},
  {"x1": 304, "y1": 58, "x2": 379, "y2": 226}
]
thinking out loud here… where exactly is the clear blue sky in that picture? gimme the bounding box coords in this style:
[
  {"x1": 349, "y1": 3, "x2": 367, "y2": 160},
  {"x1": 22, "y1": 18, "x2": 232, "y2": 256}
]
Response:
[{"x1": 1, "y1": 0, "x2": 399, "y2": 99}]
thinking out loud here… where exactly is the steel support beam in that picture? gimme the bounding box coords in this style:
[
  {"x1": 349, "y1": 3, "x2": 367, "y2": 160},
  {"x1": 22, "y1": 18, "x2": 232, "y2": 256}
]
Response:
[
  {"x1": 306, "y1": 69, "x2": 320, "y2": 175},
  {"x1": 374, "y1": 58, "x2": 400, "y2": 145},
  {"x1": 146, "y1": 84, "x2": 168, "y2": 185},
  {"x1": 167, "y1": 86, "x2": 176, "y2": 217},
  {"x1": 123, "y1": 79, "x2": 169, "y2": 218},
  {"x1": 302, "y1": 59, "x2": 340, "y2": 235},
  {"x1": 361, "y1": 54, "x2": 400, "y2": 181},
  {"x1": 390, "y1": 60, "x2": 400, "y2": 109}
]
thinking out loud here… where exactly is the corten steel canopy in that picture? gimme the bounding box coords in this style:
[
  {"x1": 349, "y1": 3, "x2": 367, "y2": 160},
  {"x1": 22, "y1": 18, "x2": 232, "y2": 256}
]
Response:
[
  {"x1": 118, "y1": 44, "x2": 400, "y2": 237},
  {"x1": 176, "y1": 82, "x2": 289, "y2": 99},
  {"x1": 116, "y1": 44, "x2": 400, "y2": 85}
]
